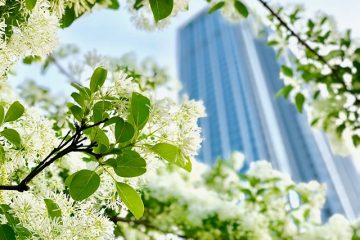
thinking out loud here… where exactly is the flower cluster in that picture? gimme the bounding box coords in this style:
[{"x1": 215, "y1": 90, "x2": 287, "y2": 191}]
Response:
[
  {"x1": 0, "y1": 61, "x2": 205, "y2": 238},
  {"x1": 0, "y1": 0, "x2": 58, "y2": 80},
  {"x1": 117, "y1": 154, "x2": 359, "y2": 240},
  {"x1": 265, "y1": 5, "x2": 360, "y2": 155},
  {"x1": 126, "y1": 0, "x2": 189, "y2": 30}
]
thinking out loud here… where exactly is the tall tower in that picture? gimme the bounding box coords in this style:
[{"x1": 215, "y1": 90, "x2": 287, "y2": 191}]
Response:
[{"x1": 177, "y1": 10, "x2": 360, "y2": 218}]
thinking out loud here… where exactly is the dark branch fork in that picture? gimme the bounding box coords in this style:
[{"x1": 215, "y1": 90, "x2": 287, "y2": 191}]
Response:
[{"x1": 0, "y1": 118, "x2": 108, "y2": 192}]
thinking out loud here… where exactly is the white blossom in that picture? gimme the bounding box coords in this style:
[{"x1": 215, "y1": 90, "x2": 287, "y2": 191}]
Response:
[{"x1": 0, "y1": 0, "x2": 58, "y2": 80}]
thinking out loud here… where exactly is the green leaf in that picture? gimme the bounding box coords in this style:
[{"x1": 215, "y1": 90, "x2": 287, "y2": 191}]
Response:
[
  {"x1": 90, "y1": 128, "x2": 110, "y2": 152},
  {"x1": 23, "y1": 55, "x2": 41, "y2": 64},
  {"x1": 92, "y1": 101, "x2": 111, "y2": 123},
  {"x1": 275, "y1": 85, "x2": 293, "y2": 99},
  {"x1": 115, "y1": 118, "x2": 135, "y2": 143},
  {"x1": 352, "y1": 135, "x2": 360, "y2": 147},
  {"x1": 69, "y1": 170, "x2": 100, "y2": 201},
  {"x1": 113, "y1": 150, "x2": 146, "y2": 177},
  {"x1": 267, "y1": 40, "x2": 278, "y2": 46},
  {"x1": 115, "y1": 182, "x2": 144, "y2": 219},
  {"x1": 71, "y1": 92, "x2": 85, "y2": 108},
  {"x1": 150, "y1": 143, "x2": 192, "y2": 171},
  {"x1": 234, "y1": 1, "x2": 248, "y2": 17},
  {"x1": 1, "y1": 129, "x2": 21, "y2": 148},
  {"x1": 60, "y1": 7, "x2": 76, "y2": 28},
  {"x1": 208, "y1": 1, "x2": 225, "y2": 14},
  {"x1": 0, "y1": 145, "x2": 5, "y2": 163},
  {"x1": 149, "y1": 0, "x2": 173, "y2": 22},
  {"x1": 0, "y1": 224, "x2": 16, "y2": 240},
  {"x1": 281, "y1": 65, "x2": 294, "y2": 77},
  {"x1": 64, "y1": 174, "x2": 74, "y2": 187},
  {"x1": 71, "y1": 83, "x2": 90, "y2": 100},
  {"x1": 134, "y1": 0, "x2": 144, "y2": 9},
  {"x1": 104, "y1": 116, "x2": 121, "y2": 127},
  {"x1": 4, "y1": 101, "x2": 25, "y2": 123},
  {"x1": 25, "y1": 0, "x2": 37, "y2": 10},
  {"x1": 108, "y1": 0, "x2": 120, "y2": 9},
  {"x1": 0, "y1": 105, "x2": 4, "y2": 126},
  {"x1": 70, "y1": 105, "x2": 83, "y2": 122},
  {"x1": 130, "y1": 92, "x2": 150, "y2": 130},
  {"x1": 324, "y1": 49, "x2": 344, "y2": 61},
  {"x1": 14, "y1": 225, "x2": 32, "y2": 239},
  {"x1": 310, "y1": 118, "x2": 319, "y2": 126},
  {"x1": 44, "y1": 199, "x2": 62, "y2": 220},
  {"x1": 295, "y1": 93, "x2": 305, "y2": 113},
  {"x1": 336, "y1": 124, "x2": 346, "y2": 138},
  {"x1": 90, "y1": 67, "x2": 107, "y2": 92}
]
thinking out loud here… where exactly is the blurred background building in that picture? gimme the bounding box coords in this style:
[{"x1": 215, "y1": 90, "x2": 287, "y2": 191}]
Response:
[{"x1": 178, "y1": 11, "x2": 360, "y2": 219}]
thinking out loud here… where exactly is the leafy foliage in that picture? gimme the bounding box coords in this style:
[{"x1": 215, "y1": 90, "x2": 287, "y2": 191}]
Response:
[
  {"x1": 114, "y1": 155, "x2": 360, "y2": 239},
  {"x1": 0, "y1": 0, "x2": 359, "y2": 239},
  {"x1": 266, "y1": 5, "x2": 360, "y2": 152}
]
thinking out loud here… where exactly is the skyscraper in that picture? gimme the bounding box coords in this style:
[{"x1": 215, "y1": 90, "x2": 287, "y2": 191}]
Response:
[{"x1": 178, "y1": 10, "x2": 360, "y2": 219}]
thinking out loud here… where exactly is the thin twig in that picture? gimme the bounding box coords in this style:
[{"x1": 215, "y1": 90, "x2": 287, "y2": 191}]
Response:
[
  {"x1": 48, "y1": 55, "x2": 78, "y2": 83},
  {"x1": 256, "y1": 0, "x2": 346, "y2": 87}
]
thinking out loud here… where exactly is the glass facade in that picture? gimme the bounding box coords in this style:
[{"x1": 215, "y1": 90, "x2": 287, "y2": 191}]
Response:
[{"x1": 178, "y1": 11, "x2": 360, "y2": 219}]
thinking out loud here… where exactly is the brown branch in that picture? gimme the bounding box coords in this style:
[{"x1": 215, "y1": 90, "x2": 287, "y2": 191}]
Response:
[{"x1": 0, "y1": 118, "x2": 108, "y2": 192}]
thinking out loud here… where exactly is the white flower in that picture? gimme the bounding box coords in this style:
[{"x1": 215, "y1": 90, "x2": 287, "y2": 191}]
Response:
[
  {"x1": 126, "y1": 0, "x2": 189, "y2": 31},
  {"x1": 0, "y1": 0, "x2": 58, "y2": 80},
  {"x1": 230, "y1": 151, "x2": 245, "y2": 171},
  {"x1": 3, "y1": 191, "x2": 114, "y2": 240}
]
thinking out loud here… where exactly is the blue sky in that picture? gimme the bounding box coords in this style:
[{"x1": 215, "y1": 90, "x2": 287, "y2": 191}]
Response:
[
  {"x1": 10, "y1": 0, "x2": 360, "y2": 94},
  {"x1": 57, "y1": 0, "x2": 360, "y2": 80}
]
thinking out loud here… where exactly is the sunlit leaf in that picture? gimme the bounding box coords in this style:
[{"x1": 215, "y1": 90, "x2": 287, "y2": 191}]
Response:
[
  {"x1": 149, "y1": 143, "x2": 192, "y2": 171},
  {"x1": 90, "y1": 67, "x2": 107, "y2": 92},
  {"x1": 4, "y1": 101, "x2": 25, "y2": 123},
  {"x1": 275, "y1": 85, "x2": 293, "y2": 99},
  {"x1": 1, "y1": 129, "x2": 21, "y2": 148},
  {"x1": 25, "y1": 0, "x2": 37, "y2": 10},
  {"x1": 130, "y1": 92, "x2": 150, "y2": 130},
  {"x1": 116, "y1": 182, "x2": 144, "y2": 219},
  {"x1": 44, "y1": 199, "x2": 62, "y2": 220}
]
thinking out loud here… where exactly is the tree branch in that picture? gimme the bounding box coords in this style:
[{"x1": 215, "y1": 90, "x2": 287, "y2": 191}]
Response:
[
  {"x1": 48, "y1": 55, "x2": 79, "y2": 84},
  {"x1": 0, "y1": 118, "x2": 108, "y2": 192},
  {"x1": 256, "y1": 0, "x2": 346, "y2": 87}
]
